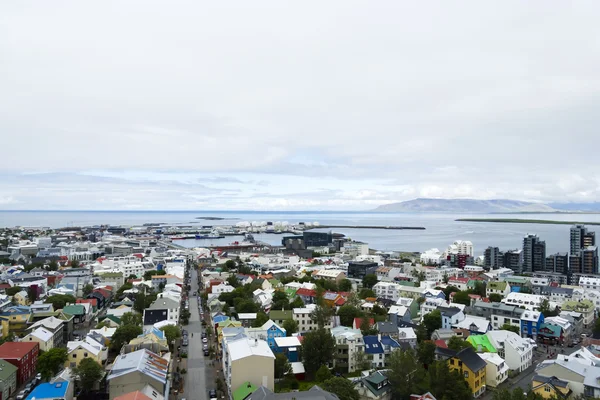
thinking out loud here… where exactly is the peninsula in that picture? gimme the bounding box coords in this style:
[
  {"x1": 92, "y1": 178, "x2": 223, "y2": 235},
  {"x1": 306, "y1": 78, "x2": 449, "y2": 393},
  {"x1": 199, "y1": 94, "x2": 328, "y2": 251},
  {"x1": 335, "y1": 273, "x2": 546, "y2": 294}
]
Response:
[{"x1": 456, "y1": 218, "x2": 600, "y2": 226}]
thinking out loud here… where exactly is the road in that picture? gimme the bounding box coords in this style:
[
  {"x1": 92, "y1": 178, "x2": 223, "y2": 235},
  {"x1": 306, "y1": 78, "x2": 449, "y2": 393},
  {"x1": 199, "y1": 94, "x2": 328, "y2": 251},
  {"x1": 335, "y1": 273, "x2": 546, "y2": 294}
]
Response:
[{"x1": 181, "y1": 267, "x2": 217, "y2": 400}]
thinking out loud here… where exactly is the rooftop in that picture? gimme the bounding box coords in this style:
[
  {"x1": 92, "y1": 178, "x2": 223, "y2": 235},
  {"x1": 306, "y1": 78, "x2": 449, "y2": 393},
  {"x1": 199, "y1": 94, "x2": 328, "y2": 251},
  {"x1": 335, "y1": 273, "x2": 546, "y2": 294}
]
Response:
[
  {"x1": 0, "y1": 341, "x2": 38, "y2": 359},
  {"x1": 26, "y1": 381, "x2": 70, "y2": 400}
]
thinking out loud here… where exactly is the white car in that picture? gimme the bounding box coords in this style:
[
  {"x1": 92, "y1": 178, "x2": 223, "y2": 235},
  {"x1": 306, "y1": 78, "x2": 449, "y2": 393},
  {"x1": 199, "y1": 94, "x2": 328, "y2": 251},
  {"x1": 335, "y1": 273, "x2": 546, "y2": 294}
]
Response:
[{"x1": 202, "y1": 337, "x2": 208, "y2": 343}]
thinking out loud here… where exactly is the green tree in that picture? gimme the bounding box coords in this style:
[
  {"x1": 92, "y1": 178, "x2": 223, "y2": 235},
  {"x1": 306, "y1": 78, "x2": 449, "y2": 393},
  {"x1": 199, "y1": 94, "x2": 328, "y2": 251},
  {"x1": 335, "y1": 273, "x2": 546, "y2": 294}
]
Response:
[
  {"x1": 226, "y1": 275, "x2": 240, "y2": 288},
  {"x1": 416, "y1": 341, "x2": 436, "y2": 367},
  {"x1": 252, "y1": 312, "x2": 269, "y2": 328},
  {"x1": 37, "y1": 348, "x2": 68, "y2": 380},
  {"x1": 82, "y1": 284, "x2": 94, "y2": 297},
  {"x1": 322, "y1": 377, "x2": 360, "y2": 400},
  {"x1": 442, "y1": 286, "x2": 460, "y2": 299},
  {"x1": 500, "y1": 323, "x2": 520, "y2": 334},
  {"x1": 488, "y1": 293, "x2": 503, "y2": 302},
  {"x1": 538, "y1": 298, "x2": 559, "y2": 317},
  {"x1": 301, "y1": 328, "x2": 336, "y2": 379},
  {"x1": 111, "y1": 324, "x2": 143, "y2": 351},
  {"x1": 272, "y1": 291, "x2": 291, "y2": 310},
  {"x1": 274, "y1": 353, "x2": 292, "y2": 379},
  {"x1": 5, "y1": 286, "x2": 21, "y2": 296},
  {"x1": 415, "y1": 323, "x2": 428, "y2": 343},
  {"x1": 423, "y1": 310, "x2": 442, "y2": 337},
  {"x1": 362, "y1": 274, "x2": 378, "y2": 289},
  {"x1": 353, "y1": 349, "x2": 372, "y2": 371},
  {"x1": 71, "y1": 358, "x2": 103, "y2": 393},
  {"x1": 387, "y1": 349, "x2": 427, "y2": 400},
  {"x1": 48, "y1": 260, "x2": 58, "y2": 271},
  {"x1": 160, "y1": 325, "x2": 182, "y2": 348},
  {"x1": 442, "y1": 273, "x2": 450, "y2": 284},
  {"x1": 471, "y1": 281, "x2": 487, "y2": 297},
  {"x1": 290, "y1": 296, "x2": 305, "y2": 309},
  {"x1": 337, "y1": 304, "x2": 362, "y2": 327},
  {"x1": 143, "y1": 270, "x2": 166, "y2": 281},
  {"x1": 46, "y1": 294, "x2": 77, "y2": 310},
  {"x1": 315, "y1": 364, "x2": 333, "y2": 382},
  {"x1": 120, "y1": 312, "x2": 142, "y2": 326},
  {"x1": 492, "y1": 387, "x2": 545, "y2": 400},
  {"x1": 224, "y1": 259, "x2": 236, "y2": 270},
  {"x1": 234, "y1": 298, "x2": 259, "y2": 313},
  {"x1": 358, "y1": 288, "x2": 376, "y2": 299},
  {"x1": 27, "y1": 286, "x2": 38, "y2": 302},
  {"x1": 447, "y1": 336, "x2": 473, "y2": 351},
  {"x1": 70, "y1": 260, "x2": 80, "y2": 268},
  {"x1": 452, "y1": 291, "x2": 471, "y2": 306},
  {"x1": 338, "y1": 279, "x2": 353, "y2": 292},
  {"x1": 310, "y1": 304, "x2": 334, "y2": 330},
  {"x1": 426, "y1": 360, "x2": 472, "y2": 400},
  {"x1": 283, "y1": 319, "x2": 299, "y2": 336}
]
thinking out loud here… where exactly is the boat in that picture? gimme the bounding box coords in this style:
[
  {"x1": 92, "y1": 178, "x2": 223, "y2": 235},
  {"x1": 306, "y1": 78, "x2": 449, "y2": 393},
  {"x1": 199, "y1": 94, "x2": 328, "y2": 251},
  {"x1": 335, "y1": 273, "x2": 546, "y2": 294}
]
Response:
[{"x1": 195, "y1": 235, "x2": 225, "y2": 239}]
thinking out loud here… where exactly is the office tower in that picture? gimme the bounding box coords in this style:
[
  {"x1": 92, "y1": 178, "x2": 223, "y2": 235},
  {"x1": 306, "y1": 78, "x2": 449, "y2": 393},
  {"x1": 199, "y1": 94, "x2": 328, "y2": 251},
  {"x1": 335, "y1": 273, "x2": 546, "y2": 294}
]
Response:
[
  {"x1": 503, "y1": 249, "x2": 522, "y2": 273},
  {"x1": 545, "y1": 252, "x2": 569, "y2": 274},
  {"x1": 582, "y1": 246, "x2": 599, "y2": 275},
  {"x1": 570, "y1": 225, "x2": 596, "y2": 256},
  {"x1": 522, "y1": 234, "x2": 546, "y2": 273},
  {"x1": 484, "y1": 246, "x2": 502, "y2": 269}
]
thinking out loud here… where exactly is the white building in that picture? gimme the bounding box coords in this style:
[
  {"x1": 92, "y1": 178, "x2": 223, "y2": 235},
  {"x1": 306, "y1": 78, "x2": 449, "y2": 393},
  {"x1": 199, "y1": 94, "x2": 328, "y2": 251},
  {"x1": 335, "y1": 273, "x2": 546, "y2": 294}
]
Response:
[
  {"x1": 213, "y1": 283, "x2": 235, "y2": 295},
  {"x1": 22, "y1": 327, "x2": 55, "y2": 352},
  {"x1": 486, "y1": 330, "x2": 534, "y2": 373},
  {"x1": 373, "y1": 282, "x2": 401, "y2": 302},
  {"x1": 314, "y1": 269, "x2": 346, "y2": 282},
  {"x1": 331, "y1": 326, "x2": 364, "y2": 373},
  {"x1": 293, "y1": 305, "x2": 331, "y2": 332},
  {"x1": 578, "y1": 276, "x2": 600, "y2": 290},
  {"x1": 446, "y1": 240, "x2": 474, "y2": 257},
  {"x1": 479, "y1": 353, "x2": 509, "y2": 388},
  {"x1": 571, "y1": 288, "x2": 600, "y2": 311},
  {"x1": 222, "y1": 336, "x2": 275, "y2": 394},
  {"x1": 502, "y1": 292, "x2": 548, "y2": 311},
  {"x1": 420, "y1": 298, "x2": 448, "y2": 319},
  {"x1": 420, "y1": 249, "x2": 442, "y2": 265}
]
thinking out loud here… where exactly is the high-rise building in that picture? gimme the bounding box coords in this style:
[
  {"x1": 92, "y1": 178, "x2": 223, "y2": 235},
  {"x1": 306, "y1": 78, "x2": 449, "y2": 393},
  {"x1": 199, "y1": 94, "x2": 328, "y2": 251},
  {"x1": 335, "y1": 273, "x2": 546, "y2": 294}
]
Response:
[
  {"x1": 503, "y1": 249, "x2": 523, "y2": 273},
  {"x1": 545, "y1": 252, "x2": 569, "y2": 274},
  {"x1": 484, "y1": 247, "x2": 502, "y2": 269},
  {"x1": 582, "y1": 246, "x2": 599, "y2": 275},
  {"x1": 570, "y1": 225, "x2": 596, "y2": 256},
  {"x1": 522, "y1": 234, "x2": 546, "y2": 273}
]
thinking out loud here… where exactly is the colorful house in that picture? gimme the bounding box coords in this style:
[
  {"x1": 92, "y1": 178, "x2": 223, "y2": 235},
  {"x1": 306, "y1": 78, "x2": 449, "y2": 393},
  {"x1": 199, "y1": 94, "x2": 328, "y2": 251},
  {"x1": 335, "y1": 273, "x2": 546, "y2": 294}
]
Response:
[
  {"x1": 446, "y1": 347, "x2": 487, "y2": 397},
  {"x1": 273, "y1": 336, "x2": 301, "y2": 362},
  {"x1": 532, "y1": 375, "x2": 572, "y2": 399}
]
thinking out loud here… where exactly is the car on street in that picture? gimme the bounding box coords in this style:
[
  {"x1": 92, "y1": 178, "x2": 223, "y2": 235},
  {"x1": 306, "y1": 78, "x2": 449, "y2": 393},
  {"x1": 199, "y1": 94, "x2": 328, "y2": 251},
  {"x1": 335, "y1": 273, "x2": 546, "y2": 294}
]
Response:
[
  {"x1": 202, "y1": 337, "x2": 208, "y2": 343},
  {"x1": 16, "y1": 391, "x2": 26, "y2": 400},
  {"x1": 209, "y1": 389, "x2": 217, "y2": 400},
  {"x1": 204, "y1": 349, "x2": 209, "y2": 356},
  {"x1": 202, "y1": 332, "x2": 207, "y2": 338}
]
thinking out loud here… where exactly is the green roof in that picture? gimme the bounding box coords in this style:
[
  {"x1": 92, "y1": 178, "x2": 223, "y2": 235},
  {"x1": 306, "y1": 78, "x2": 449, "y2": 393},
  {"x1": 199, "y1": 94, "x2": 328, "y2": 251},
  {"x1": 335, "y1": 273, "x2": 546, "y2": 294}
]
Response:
[
  {"x1": 269, "y1": 279, "x2": 281, "y2": 287},
  {"x1": 62, "y1": 304, "x2": 86, "y2": 316},
  {"x1": 562, "y1": 299, "x2": 594, "y2": 311},
  {"x1": 467, "y1": 335, "x2": 497, "y2": 353},
  {"x1": 269, "y1": 310, "x2": 293, "y2": 320},
  {"x1": 539, "y1": 323, "x2": 561, "y2": 337},
  {"x1": 233, "y1": 382, "x2": 257, "y2": 400},
  {"x1": 0, "y1": 360, "x2": 17, "y2": 380},
  {"x1": 488, "y1": 281, "x2": 508, "y2": 290},
  {"x1": 102, "y1": 315, "x2": 122, "y2": 325},
  {"x1": 285, "y1": 288, "x2": 297, "y2": 298}
]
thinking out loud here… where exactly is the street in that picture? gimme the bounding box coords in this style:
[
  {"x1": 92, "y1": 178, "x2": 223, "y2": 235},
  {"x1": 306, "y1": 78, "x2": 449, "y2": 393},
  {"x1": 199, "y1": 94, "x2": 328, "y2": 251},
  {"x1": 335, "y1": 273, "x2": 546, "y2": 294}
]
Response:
[{"x1": 181, "y1": 267, "x2": 217, "y2": 400}]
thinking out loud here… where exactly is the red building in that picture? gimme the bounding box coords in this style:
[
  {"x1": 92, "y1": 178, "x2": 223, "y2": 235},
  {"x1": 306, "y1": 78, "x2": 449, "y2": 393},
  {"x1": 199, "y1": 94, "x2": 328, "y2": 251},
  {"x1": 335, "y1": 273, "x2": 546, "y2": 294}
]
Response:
[{"x1": 0, "y1": 342, "x2": 39, "y2": 384}]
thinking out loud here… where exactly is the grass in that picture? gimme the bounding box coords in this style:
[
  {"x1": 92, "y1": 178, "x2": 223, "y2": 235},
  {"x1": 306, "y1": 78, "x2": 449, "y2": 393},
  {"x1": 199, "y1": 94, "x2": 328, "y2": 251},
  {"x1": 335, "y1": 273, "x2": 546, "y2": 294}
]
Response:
[{"x1": 456, "y1": 218, "x2": 600, "y2": 225}]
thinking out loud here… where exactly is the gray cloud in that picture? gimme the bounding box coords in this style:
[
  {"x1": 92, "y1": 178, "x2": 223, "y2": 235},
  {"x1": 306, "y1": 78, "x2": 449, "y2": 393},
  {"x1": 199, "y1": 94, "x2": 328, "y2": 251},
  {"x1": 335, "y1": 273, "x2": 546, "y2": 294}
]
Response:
[{"x1": 1, "y1": 1, "x2": 600, "y2": 209}]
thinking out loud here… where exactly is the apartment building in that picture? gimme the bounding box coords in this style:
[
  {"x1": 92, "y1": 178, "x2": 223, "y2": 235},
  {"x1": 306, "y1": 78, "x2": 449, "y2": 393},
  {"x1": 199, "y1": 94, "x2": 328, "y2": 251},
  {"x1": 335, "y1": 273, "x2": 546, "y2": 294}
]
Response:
[
  {"x1": 331, "y1": 326, "x2": 364, "y2": 373},
  {"x1": 373, "y1": 282, "x2": 401, "y2": 302}
]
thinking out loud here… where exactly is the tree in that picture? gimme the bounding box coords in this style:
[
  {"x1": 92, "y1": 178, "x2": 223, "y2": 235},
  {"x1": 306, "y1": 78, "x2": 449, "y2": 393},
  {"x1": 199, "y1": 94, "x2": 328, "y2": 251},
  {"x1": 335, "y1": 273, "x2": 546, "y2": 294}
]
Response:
[
  {"x1": 111, "y1": 324, "x2": 143, "y2": 351},
  {"x1": 234, "y1": 298, "x2": 259, "y2": 314},
  {"x1": 423, "y1": 310, "x2": 442, "y2": 337},
  {"x1": 538, "y1": 298, "x2": 559, "y2": 317},
  {"x1": 447, "y1": 336, "x2": 473, "y2": 351},
  {"x1": 362, "y1": 274, "x2": 378, "y2": 289},
  {"x1": 70, "y1": 260, "x2": 80, "y2": 268},
  {"x1": 415, "y1": 323, "x2": 429, "y2": 343},
  {"x1": 323, "y1": 377, "x2": 360, "y2": 400},
  {"x1": 120, "y1": 312, "x2": 142, "y2": 326},
  {"x1": 82, "y1": 284, "x2": 94, "y2": 297},
  {"x1": 71, "y1": 358, "x2": 103, "y2": 392},
  {"x1": 48, "y1": 260, "x2": 58, "y2": 271},
  {"x1": 416, "y1": 341, "x2": 436, "y2": 367},
  {"x1": 360, "y1": 316, "x2": 378, "y2": 336},
  {"x1": 372, "y1": 304, "x2": 387, "y2": 316},
  {"x1": 353, "y1": 349, "x2": 372, "y2": 371},
  {"x1": 37, "y1": 348, "x2": 68, "y2": 380},
  {"x1": 337, "y1": 304, "x2": 362, "y2": 327},
  {"x1": 226, "y1": 275, "x2": 240, "y2": 288},
  {"x1": 442, "y1": 273, "x2": 450, "y2": 284},
  {"x1": 160, "y1": 325, "x2": 182, "y2": 348},
  {"x1": 143, "y1": 270, "x2": 165, "y2": 281},
  {"x1": 290, "y1": 296, "x2": 304, "y2": 309},
  {"x1": 27, "y1": 286, "x2": 38, "y2": 302},
  {"x1": 471, "y1": 281, "x2": 487, "y2": 297},
  {"x1": 302, "y1": 328, "x2": 336, "y2": 379},
  {"x1": 387, "y1": 349, "x2": 427, "y2": 400},
  {"x1": 492, "y1": 387, "x2": 545, "y2": 400},
  {"x1": 426, "y1": 360, "x2": 472, "y2": 400},
  {"x1": 272, "y1": 291, "x2": 291, "y2": 311},
  {"x1": 283, "y1": 319, "x2": 299, "y2": 336},
  {"x1": 489, "y1": 293, "x2": 503, "y2": 302},
  {"x1": 310, "y1": 304, "x2": 334, "y2": 330},
  {"x1": 358, "y1": 288, "x2": 376, "y2": 299},
  {"x1": 442, "y1": 286, "x2": 460, "y2": 299},
  {"x1": 452, "y1": 291, "x2": 471, "y2": 306},
  {"x1": 224, "y1": 259, "x2": 236, "y2": 270},
  {"x1": 252, "y1": 312, "x2": 269, "y2": 328},
  {"x1": 5, "y1": 286, "x2": 21, "y2": 296},
  {"x1": 46, "y1": 294, "x2": 77, "y2": 310},
  {"x1": 274, "y1": 353, "x2": 292, "y2": 379},
  {"x1": 338, "y1": 279, "x2": 353, "y2": 292},
  {"x1": 315, "y1": 365, "x2": 332, "y2": 382},
  {"x1": 500, "y1": 323, "x2": 520, "y2": 334}
]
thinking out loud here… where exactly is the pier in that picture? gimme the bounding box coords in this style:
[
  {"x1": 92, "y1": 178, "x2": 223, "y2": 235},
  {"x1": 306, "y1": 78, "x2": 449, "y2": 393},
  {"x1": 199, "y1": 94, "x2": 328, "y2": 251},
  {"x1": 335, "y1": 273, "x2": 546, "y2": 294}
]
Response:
[{"x1": 306, "y1": 225, "x2": 426, "y2": 230}]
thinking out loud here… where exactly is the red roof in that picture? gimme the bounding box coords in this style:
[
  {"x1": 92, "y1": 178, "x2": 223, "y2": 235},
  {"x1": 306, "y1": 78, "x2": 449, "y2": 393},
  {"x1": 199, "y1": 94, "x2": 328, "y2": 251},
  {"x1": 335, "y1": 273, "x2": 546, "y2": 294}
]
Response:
[
  {"x1": 0, "y1": 283, "x2": 11, "y2": 290},
  {"x1": 93, "y1": 288, "x2": 111, "y2": 299},
  {"x1": 0, "y1": 342, "x2": 38, "y2": 359},
  {"x1": 133, "y1": 253, "x2": 144, "y2": 258},
  {"x1": 353, "y1": 317, "x2": 374, "y2": 329},
  {"x1": 434, "y1": 340, "x2": 448, "y2": 348},
  {"x1": 114, "y1": 391, "x2": 153, "y2": 400},
  {"x1": 335, "y1": 297, "x2": 346, "y2": 306},
  {"x1": 449, "y1": 277, "x2": 469, "y2": 283},
  {"x1": 77, "y1": 298, "x2": 98, "y2": 307},
  {"x1": 296, "y1": 288, "x2": 316, "y2": 297}
]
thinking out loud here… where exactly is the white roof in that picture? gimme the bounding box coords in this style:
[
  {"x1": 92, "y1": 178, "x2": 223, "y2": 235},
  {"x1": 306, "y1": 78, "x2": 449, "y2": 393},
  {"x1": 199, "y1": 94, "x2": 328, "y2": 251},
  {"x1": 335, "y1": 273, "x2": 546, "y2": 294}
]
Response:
[
  {"x1": 388, "y1": 305, "x2": 408, "y2": 316},
  {"x1": 29, "y1": 327, "x2": 53, "y2": 342},
  {"x1": 89, "y1": 326, "x2": 117, "y2": 338},
  {"x1": 274, "y1": 337, "x2": 301, "y2": 348},
  {"x1": 452, "y1": 315, "x2": 490, "y2": 333},
  {"x1": 521, "y1": 310, "x2": 542, "y2": 322},
  {"x1": 397, "y1": 327, "x2": 417, "y2": 340},
  {"x1": 30, "y1": 316, "x2": 64, "y2": 331},
  {"x1": 67, "y1": 339, "x2": 103, "y2": 356},
  {"x1": 107, "y1": 349, "x2": 168, "y2": 384},
  {"x1": 238, "y1": 313, "x2": 257, "y2": 320},
  {"x1": 479, "y1": 352, "x2": 507, "y2": 367},
  {"x1": 227, "y1": 337, "x2": 275, "y2": 361},
  {"x1": 291, "y1": 362, "x2": 305, "y2": 374},
  {"x1": 538, "y1": 359, "x2": 600, "y2": 389},
  {"x1": 315, "y1": 269, "x2": 345, "y2": 278}
]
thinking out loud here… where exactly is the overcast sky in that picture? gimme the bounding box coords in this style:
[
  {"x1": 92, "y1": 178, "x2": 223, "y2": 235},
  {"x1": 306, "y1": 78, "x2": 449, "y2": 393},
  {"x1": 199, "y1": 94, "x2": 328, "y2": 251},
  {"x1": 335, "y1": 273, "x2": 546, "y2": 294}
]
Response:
[{"x1": 1, "y1": 1, "x2": 600, "y2": 210}]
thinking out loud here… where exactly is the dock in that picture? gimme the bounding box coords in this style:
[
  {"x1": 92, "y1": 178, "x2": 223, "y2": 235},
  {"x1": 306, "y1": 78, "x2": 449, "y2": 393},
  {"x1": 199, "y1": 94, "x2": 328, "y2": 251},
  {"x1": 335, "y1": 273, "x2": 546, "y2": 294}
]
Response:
[{"x1": 306, "y1": 225, "x2": 425, "y2": 230}]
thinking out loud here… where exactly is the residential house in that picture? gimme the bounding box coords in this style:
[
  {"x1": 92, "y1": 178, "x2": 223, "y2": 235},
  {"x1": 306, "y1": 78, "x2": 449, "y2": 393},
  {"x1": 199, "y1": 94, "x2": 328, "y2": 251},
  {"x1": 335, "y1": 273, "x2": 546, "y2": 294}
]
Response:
[
  {"x1": 62, "y1": 305, "x2": 86, "y2": 325},
  {"x1": 452, "y1": 315, "x2": 491, "y2": 335},
  {"x1": 107, "y1": 349, "x2": 169, "y2": 400},
  {"x1": 0, "y1": 341, "x2": 39, "y2": 384},
  {"x1": 534, "y1": 359, "x2": 600, "y2": 398},
  {"x1": 397, "y1": 328, "x2": 417, "y2": 349},
  {"x1": 245, "y1": 320, "x2": 286, "y2": 350},
  {"x1": 486, "y1": 281, "x2": 511, "y2": 298},
  {"x1": 66, "y1": 335, "x2": 108, "y2": 368},
  {"x1": 502, "y1": 292, "x2": 547, "y2": 311},
  {"x1": 268, "y1": 310, "x2": 293, "y2": 327},
  {"x1": 561, "y1": 300, "x2": 594, "y2": 327},
  {"x1": 373, "y1": 282, "x2": 402, "y2": 302},
  {"x1": 331, "y1": 326, "x2": 364, "y2": 374},
  {"x1": 26, "y1": 380, "x2": 74, "y2": 400},
  {"x1": 113, "y1": 386, "x2": 164, "y2": 400},
  {"x1": 237, "y1": 313, "x2": 257, "y2": 328},
  {"x1": 13, "y1": 291, "x2": 30, "y2": 306},
  {"x1": 531, "y1": 375, "x2": 572, "y2": 400},
  {"x1": 468, "y1": 301, "x2": 525, "y2": 331},
  {"x1": 543, "y1": 317, "x2": 573, "y2": 345},
  {"x1": 314, "y1": 269, "x2": 346, "y2": 283},
  {"x1": 486, "y1": 330, "x2": 533, "y2": 372},
  {"x1": 363, "y1": 336, "x2": 386, "y2": 368},
  {"x1": 129, "y1": 327, "x2": 169, "y2": 352},
  {"x1": 222, "y1": 336, "x2": 275, "y2": 395},
  {"x1": 273, "y1": 337, "x2": 301, "y2": 362},
  {"x1": 355, "y1": 370, "x2": 392, "y2": 400},
  {"x1": 0, "y1": 360, "x2": 17, "y2": 400},
  {"x1": 22, "y1": 327, "x2": 54, "y2": 351},
  {"x1": 537, "y1": 323, "x2": 563, "y2": 345},
  {"x1": 212, "y1": 283, "x2": 235, "y2": 295},
  {"x1": 30, "y1": 301, "x2": 54, "y2": 315},
  {"x1": 295, "y1": 288, "x2": 317, "y2": 305},
  {"x1": 142, "y1": 297, "x2": 179, "y2": 329},
  {"x1": 388, "y1": 305, "x2": 411, "y2": 327},
  {"x1": 539, "y1": 287, "x2": 574, "y2": 307},
  {"x1": 445, "y1": 347, "x2": 487, "y2": 397},
  {"x1": 439, "y1": 307, "x2": 464, "y2": 330},
  {"x1": 28, "y1": 316, "x2": 66, "y2": 349},
  {"x1": 420, "y1": 298, "x2": 448, "y2": 319},
  {"x1": 521, "y1": 310, "x2": 544, "y2": 339},
  {"x1": 247, "y1": 385, "x2": 340, "y2": 400},
  {"x1": 0, "y1": 306, "x2": 31, "y2": 337},
  {"x1": 478, "y1": 353, "x2": 509, "y2": 388}
]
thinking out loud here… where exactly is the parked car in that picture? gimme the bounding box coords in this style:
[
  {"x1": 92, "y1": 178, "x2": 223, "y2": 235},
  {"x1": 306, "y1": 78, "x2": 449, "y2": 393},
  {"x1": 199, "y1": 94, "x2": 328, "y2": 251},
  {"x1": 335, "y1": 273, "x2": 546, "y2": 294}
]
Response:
[
  {"x1": 209, "y1": 389, "x2": 217, "y2": 400},
  {"x1": 16, "y1": 391, "x2": 26, "y2": 400},
  {"x1": 204, "y1": 349, "x2": 209, "y2": 356},
  {"x1": 35, "y1": 373, "x2": 42, "y2": 381},
  {"x1": 202, "y1": 337, "x2": 208, "y2": 343},
  {"x1": 202, "y1": 332, "x2": 207, "y2": 338}
]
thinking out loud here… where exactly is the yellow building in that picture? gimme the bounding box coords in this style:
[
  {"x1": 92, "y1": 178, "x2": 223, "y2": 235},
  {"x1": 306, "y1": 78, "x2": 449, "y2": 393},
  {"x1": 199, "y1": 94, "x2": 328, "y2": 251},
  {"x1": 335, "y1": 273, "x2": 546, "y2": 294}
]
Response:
[
  {"x1": 532, "y1": 375, "x2": 572, "y2": 399},
  {"x1": 447, "y1": 347, "x2": 487, "y2": 397},
  {"x1": 13, "y1": 291, "x2": 31, "y2": 306},
  {"x1": 217, "y1": 320, "x2": 242, "y2": 345},
  {"x1": 65, "y1": 338, "x2": 108, "y2": 368},
  {"x1": 0, "y1": 306, "x2": 32, "y2": 336}
]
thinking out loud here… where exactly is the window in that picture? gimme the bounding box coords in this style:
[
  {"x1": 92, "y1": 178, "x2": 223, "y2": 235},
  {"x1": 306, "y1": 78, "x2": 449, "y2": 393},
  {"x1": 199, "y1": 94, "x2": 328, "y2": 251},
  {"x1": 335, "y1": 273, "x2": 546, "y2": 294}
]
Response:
[
  {"x1": 544, "y1": 387, "x2": 551, "y2": 393},
  {"x1": 464, "y1": 371, "x2": 469, "y2": 378},
  {"x1": 73, "y1": 354, "x2": 77, "y2": 358}
]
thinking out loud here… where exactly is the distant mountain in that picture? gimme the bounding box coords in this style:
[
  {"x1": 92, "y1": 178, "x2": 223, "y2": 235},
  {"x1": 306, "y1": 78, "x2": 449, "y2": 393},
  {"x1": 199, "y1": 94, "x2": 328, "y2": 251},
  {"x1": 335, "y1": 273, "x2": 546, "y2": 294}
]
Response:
[
  {"x1": 372, "y1": 198, "x2": 557, "y2": 213},
  {"x1": 548, "y1": 202, "x2": 600, "y2": 212}
]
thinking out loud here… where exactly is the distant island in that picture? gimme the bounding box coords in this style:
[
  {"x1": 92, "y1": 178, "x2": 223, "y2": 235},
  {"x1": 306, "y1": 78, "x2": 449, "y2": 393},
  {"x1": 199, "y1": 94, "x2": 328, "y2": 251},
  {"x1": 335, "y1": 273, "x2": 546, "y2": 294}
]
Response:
[
  {"x1": 196, "y1": 217, "x2": 227, "y2": 220},
  {"x1": 373, "y1": 198, "x2": 600, "y2": 213},
  {"x1": 456, "y1": 218, "x2": 600, "y2": 226}
]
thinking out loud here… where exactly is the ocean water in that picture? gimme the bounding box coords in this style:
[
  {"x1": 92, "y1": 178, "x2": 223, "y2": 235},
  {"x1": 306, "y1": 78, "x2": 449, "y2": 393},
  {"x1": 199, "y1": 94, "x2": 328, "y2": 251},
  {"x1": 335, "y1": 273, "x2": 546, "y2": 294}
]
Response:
[{"x1": 2, "y1": 210, "x2": 600, "y2": 255}]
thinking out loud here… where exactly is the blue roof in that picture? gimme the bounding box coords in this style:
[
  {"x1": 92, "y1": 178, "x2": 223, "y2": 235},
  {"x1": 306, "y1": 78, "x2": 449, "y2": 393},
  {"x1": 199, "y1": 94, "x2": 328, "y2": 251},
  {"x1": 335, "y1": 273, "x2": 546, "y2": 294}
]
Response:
[
  {"x1": 214, "y1": 315, "x2": 229, "y2": 323},
  {"x1": 364, "y1": 336, "x2": 384, "y2": 354},
  {"x1": 381, "y1": 336, "x2": 400, "y2": 348},
  {"x1": 27, "y1": 381, "x2": 69, "y2": 400}
]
